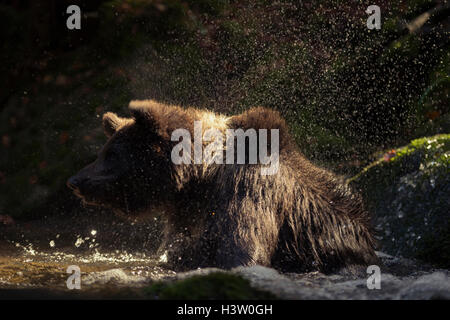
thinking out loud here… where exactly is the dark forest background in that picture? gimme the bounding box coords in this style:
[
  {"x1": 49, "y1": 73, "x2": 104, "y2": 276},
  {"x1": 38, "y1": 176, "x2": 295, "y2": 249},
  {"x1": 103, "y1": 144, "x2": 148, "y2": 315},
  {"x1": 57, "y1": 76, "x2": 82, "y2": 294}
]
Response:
[{"x1": 0, "y1": 0, "x2": 448, "y2": 224}]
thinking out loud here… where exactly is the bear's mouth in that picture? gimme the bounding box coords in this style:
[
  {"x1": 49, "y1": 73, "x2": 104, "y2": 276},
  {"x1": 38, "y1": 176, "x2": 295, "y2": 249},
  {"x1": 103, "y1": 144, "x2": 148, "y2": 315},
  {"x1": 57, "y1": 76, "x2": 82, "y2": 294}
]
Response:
[
  {"x1": 68, "y1": 179, "x2": 150, "y2": 216},
  {"x1": 72, "y1": 188, "x2": 135, "y2": 215},
  {"x1": 76, "y1": 193, "x2": 102, "y2": 207},
  {"x1": 73, "y1": 192, "x2": 138, "y2": 221},
  {"x1": 71, "y1": 188, "x2": 105, "y2": 207}
]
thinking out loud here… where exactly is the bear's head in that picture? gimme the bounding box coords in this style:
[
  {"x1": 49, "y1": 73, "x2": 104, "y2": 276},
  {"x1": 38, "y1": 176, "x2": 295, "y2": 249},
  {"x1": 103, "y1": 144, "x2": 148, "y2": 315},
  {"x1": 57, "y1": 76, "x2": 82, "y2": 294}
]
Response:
[
  {"x1": 67, "y1": 100, "x2": 190, "y2": 215},
  {"x1": 68, "y1": 100, "x2": 290, "y2": 215}
]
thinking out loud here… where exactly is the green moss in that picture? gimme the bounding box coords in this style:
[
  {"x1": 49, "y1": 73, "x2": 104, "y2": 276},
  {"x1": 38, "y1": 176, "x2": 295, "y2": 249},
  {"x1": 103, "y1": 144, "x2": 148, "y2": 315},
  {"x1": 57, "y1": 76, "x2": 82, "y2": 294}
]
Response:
[
  {"x1": 349, "y1": 134, "x2": 450, "y2": 186},
  {"x1": 350, "y1": 134, "x2": 449, "y2": 267},
  {"x1": 143, "y1": 272, "x2": 277, "y2": 300}
]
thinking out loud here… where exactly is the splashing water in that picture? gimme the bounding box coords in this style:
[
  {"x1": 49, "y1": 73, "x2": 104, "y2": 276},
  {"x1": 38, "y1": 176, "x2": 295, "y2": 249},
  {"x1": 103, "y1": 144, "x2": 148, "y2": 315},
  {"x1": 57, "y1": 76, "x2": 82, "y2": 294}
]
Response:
[{"x1": 0, "y1": 215, "x2": 174, "y2": 290}]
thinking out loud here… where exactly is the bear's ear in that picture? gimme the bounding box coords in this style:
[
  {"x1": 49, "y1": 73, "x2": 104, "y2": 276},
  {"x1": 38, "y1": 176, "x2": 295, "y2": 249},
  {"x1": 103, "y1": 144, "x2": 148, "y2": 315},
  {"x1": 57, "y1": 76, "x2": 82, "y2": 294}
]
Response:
[
  {"x1": 231, "y1": 107, "x2": 287, "y2": 132},
  {"x1": 128, "y1": 100, "x2": 191, "y2": 139},
  {"x1": 230, "y1": 107, "x2": 291, "y2": 149},
  {"x1": 102, "y1": 112, "x2": 130, "y2": 138},
  {"x1": 128, "y1": 100, "x2": 160, "y2": 127}
]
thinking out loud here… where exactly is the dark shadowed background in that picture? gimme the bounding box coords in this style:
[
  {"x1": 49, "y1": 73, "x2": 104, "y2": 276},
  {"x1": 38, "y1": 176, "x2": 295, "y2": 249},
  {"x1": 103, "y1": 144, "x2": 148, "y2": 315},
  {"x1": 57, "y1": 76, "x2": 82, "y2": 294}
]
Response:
[{"x1": 0, "y1": 0, "x2": 449, "y2": 269}]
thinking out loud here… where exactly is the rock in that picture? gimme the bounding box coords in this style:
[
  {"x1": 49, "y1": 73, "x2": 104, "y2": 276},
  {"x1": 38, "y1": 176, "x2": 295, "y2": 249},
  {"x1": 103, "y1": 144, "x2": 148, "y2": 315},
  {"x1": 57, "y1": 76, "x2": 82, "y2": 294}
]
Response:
[
  {"x1": 236, "y1": 261, "x2": 450, "y2": 300},
  {"x1": 142, "y1": 254, "x2": 450, "y2": 300},
  {"x1": 82, "y1": 268, "x2": 147, "y2": 286},
  {"x1": 350, "y1": 134, "x2": 450, "y2": 268},
  {"x1": 396, "y1": 272, "x2": 450, "y2": 300},
  {"x1": 172, "y1": 267, "x2": 224, "y2": 280},
  {"x1": 143, "y1": 270, "x2": 276, "y2": 300},
  {"x1": 233, "y1": 265, "x2": 322, "y2": 299}
]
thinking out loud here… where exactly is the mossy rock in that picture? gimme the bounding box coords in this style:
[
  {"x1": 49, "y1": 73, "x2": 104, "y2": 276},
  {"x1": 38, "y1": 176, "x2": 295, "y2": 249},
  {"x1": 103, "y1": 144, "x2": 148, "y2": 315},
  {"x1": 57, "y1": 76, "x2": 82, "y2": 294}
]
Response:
[
  {"x1": 350, "y1": 134, "x2": 450, "y2": 268},
  {"x1": 143, "y1": 272, "x2": 277, "y2": 300},
  {"x1": 417, "y1": 223, "x2": 450, "y2": 269}
]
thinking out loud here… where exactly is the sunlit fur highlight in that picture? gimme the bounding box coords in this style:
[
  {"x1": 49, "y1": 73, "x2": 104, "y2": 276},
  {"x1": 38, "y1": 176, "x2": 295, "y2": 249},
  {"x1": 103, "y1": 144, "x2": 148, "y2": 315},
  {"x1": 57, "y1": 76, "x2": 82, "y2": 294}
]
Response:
[{"x1": 98, "y1": 100, "x2": 378, "y2": 273}]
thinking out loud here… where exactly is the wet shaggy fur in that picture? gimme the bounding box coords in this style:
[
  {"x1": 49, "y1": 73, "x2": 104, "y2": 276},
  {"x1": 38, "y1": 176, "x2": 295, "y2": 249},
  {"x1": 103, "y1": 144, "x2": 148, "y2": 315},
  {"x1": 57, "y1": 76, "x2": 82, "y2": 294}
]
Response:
[{"x1": 68, "y1": 100, "x2": 377, "y2": 273}]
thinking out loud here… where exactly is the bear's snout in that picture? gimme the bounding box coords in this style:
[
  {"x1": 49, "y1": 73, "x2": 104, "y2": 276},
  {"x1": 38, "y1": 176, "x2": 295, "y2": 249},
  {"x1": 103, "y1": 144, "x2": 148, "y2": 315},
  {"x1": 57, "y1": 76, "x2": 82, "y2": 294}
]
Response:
[
  {"x1": 67, "y1": 172, "x2": 99, "y2": 203},
  {"x1": 67, "y1": 166, "x2": 93, "y2": 193},
  {"x1": 67, "y1": 162, "x2": 99, "y2": 193},
  {"x1": 66, "y1": 174, "x2": 83, "y2": 191},
  {"x1": 67, "y1": 164, "x2": 121, "y2": 206}
]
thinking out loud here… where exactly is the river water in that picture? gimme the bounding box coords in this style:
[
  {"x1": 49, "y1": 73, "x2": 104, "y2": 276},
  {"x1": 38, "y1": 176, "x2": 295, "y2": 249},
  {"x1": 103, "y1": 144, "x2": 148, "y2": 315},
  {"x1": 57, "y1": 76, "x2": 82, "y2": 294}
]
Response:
[
  {"x1": 0, "y1": 211, "x2": 176, "y2": 296},
  {"x1": 1, "y1": 212, "x2": 450, "y2": 300}
]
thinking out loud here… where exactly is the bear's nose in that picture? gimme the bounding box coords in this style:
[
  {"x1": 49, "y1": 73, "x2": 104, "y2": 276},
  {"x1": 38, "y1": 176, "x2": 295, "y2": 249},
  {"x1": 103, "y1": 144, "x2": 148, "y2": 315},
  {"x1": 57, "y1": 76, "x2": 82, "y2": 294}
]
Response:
[{"x1": 66, "y1": 175, "x2": 80, "y2": 191}]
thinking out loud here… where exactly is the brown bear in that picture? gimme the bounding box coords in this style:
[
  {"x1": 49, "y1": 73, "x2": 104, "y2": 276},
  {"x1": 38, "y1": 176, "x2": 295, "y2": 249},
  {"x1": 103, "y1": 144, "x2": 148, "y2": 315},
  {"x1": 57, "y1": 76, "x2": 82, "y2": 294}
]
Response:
[{"x1": 67, "y1": 100, "x2": 377, "y2": 273}]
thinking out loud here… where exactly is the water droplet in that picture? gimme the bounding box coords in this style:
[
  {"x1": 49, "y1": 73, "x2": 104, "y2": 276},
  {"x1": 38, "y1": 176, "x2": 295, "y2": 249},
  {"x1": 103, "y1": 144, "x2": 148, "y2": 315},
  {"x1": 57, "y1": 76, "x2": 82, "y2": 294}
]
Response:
[
  {"x1": 74, "y1": 237, "x2": 84, "y2": 248},
  {"x1": 159, "y1": 251, "x2": 168, "y2": 263}
]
